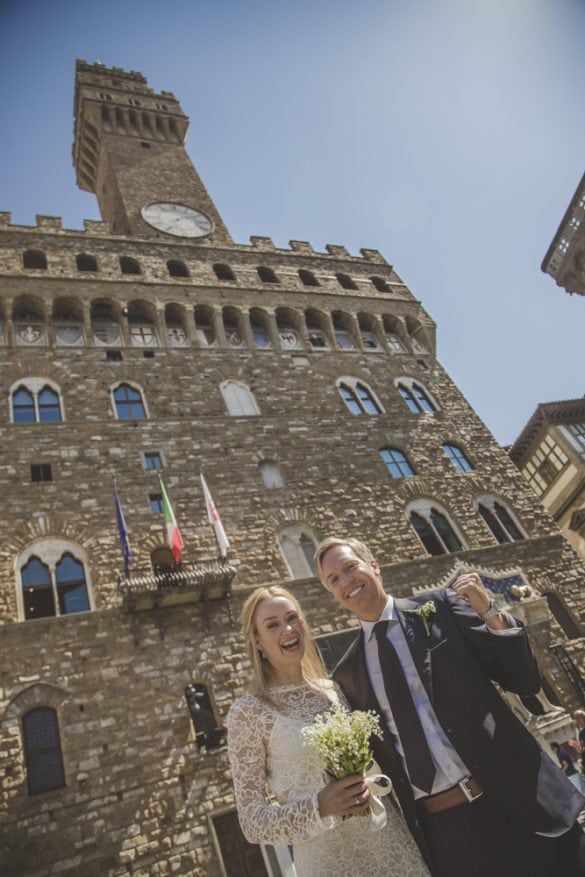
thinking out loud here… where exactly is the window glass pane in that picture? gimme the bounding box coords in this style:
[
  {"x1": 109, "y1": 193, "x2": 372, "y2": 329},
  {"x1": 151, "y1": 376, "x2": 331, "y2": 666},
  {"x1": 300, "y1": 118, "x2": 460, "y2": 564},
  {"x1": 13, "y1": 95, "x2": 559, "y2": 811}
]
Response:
[
  {"x1": 430, "y1": 508, "x2": 463, "y2": 552},
  {"x1": 399, "y1": 385, "x2": 420, "y2": 413},
  {"x1": 21, "y1": 558, "x2": 55, "y2": 619},
  {"x1": 380, "y1": 449, "x2": 414, "y2": 478},
  {"x1": 478, "y1": 503, "x2": 509, "y2": 544},
  {"x1": 443, "y1": 444, "x2": 473, "y2": 472},
  {"x1": 31, "y1": 464, "x2": 53, "y2": 482},
  {"x1": 413, "y1": 384, "x2": 435, "y2": 413},
  {"x1": 145, "y1": 452, "x2": 162, "y2": 470},
  {"x1": 38, "y1": 387, "x2": 62, "y2": 422},
  {"x1": 13, "y1": 387, "x2": 36, "y2": 422},
  {"x1": 300, "y1": 534, "x2": 317, "y2": 574},
  {"x1": 356, "y1": 383, "x2": 381, "y2": 415},
  {"x1": 339, "y1": 384, "x2": 361, "y2": 416},
  {"x1": 23, "y1": 708, "x2": 65, "y2": 795},
  {"x1": 494, "y1": 502, "x2": 524, "y2": 541},
  {"x1": 114, "y1": 384, "x2": 146, "y2": 419},
  {"x1": 150, "y1": 494, "x2": 163, "y2": 513},
  {"x1": 56, "y1": 555, "x2": 90, "y2": 614},
  {"x1": 410, "y1": 511, "x2": 444, "y2": 555}
]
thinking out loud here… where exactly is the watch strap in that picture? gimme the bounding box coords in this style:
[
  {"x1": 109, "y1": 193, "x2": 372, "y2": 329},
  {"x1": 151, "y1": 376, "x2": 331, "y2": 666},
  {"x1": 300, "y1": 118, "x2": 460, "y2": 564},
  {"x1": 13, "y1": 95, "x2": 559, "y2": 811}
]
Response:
[{"x1": 477, "y1": 598, "x2": 501, "y2": 621}]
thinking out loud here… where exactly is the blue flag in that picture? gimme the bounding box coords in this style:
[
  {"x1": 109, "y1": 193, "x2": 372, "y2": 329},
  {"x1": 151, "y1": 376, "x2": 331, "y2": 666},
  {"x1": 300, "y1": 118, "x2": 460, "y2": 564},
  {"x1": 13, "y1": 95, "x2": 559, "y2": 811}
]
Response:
[{"x1": 114, "y1": 480, "x2": 132, "y2": 577}]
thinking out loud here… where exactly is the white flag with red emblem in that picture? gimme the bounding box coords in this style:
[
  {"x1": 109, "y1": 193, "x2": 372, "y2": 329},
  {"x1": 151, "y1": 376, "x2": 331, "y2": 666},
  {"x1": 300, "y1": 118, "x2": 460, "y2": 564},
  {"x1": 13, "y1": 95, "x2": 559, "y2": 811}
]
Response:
[{"x1": 200, "y1": 473, "x2": 230, "y2": 558}]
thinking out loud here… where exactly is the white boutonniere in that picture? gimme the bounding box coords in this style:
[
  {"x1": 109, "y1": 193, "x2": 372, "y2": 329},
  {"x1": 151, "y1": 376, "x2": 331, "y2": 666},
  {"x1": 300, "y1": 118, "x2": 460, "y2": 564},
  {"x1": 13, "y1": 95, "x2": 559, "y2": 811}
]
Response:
[{"x1": 405, "y1": 600, "x2": 436, "y2": 637}]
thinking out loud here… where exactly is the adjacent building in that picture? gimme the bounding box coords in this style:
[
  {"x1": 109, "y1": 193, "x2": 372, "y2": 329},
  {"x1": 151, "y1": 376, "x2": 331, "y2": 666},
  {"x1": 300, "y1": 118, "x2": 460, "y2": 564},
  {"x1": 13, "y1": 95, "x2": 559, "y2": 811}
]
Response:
[
  {"x1": 1, "y1": 61, "x2": 584, "y2": 877},
  {"x1": 542, "y1": 171, "x2": 585, "y2": 296},
  {"x1": 509, "y1": 398, "x2": 585, "y2": 563}
]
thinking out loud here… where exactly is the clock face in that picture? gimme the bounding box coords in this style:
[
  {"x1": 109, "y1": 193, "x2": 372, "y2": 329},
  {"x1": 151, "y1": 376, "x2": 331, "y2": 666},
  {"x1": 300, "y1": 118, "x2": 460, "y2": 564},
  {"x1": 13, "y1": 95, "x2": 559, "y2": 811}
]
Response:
[{"x1": 141, "y1": 202, "x2": 213, "y2": 238}]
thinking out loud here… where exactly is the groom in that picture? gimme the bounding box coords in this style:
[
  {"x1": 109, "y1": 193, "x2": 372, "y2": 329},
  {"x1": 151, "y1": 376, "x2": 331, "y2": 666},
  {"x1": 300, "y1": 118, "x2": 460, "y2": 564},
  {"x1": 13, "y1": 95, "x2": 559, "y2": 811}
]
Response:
[{"x1": 316, "y1": 536, "x2": 585, "y2": 876}]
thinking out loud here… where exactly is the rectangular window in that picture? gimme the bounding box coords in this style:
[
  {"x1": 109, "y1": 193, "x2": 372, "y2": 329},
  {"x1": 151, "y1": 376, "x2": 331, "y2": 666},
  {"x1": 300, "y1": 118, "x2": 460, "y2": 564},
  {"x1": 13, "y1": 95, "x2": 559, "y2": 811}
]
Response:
[
  {"x1": 105, "y1": 350, "x2": 123, "y2": 362},
  {"x1": 145, "y1": 452, "x2": 163, "y2": 470},
  {"x1": 567, "y1": 423, "x2": 585, "y2": 456},
  {"x1": 31, "y1": 464, "x2": 53, "y2": 483},
  {"x1": 150, "y1": 493, "x2": 163, "y2": 513},
  {"x1": 523, "y1": 434, "x2": 568, "y2": 494}
]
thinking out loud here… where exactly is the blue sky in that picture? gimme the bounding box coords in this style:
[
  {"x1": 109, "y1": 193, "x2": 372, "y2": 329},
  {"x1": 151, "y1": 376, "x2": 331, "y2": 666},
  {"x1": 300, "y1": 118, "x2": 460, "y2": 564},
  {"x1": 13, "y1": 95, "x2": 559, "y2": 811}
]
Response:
[{"x1": 1, "y1": 0, "x2": 583, "y2": 446}]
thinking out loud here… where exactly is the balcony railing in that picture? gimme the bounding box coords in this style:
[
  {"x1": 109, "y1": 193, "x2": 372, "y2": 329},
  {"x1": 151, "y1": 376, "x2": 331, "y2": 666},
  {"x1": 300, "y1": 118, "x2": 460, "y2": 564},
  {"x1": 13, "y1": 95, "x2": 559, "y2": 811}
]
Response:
[{"x1": 118, "y1": 559, "x2": 237, "y2": 611}]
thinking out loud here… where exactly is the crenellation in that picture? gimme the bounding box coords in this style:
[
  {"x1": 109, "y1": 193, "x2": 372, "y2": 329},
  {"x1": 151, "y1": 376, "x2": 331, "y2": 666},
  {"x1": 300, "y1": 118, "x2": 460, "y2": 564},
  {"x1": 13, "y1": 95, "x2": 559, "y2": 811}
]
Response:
[
  {"x1": 289, "y1": 239, "x2": 315, "y2": 254},
  {"x1": 36, "y1": 216, "x2": 64, "y2": 231},
  {"x1": 249, "y1": 235, "x2": 275, "y2": 250},
  {"x1": 325, "y1": 243, "x2": 350, "y2": 256}
]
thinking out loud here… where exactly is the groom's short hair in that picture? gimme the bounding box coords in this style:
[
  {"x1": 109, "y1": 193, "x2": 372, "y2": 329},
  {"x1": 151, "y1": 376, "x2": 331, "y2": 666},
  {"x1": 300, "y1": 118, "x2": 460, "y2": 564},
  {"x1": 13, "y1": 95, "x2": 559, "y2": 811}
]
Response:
[{"x1": 314, "y1": 536, "x2": 376, "y2": 586}]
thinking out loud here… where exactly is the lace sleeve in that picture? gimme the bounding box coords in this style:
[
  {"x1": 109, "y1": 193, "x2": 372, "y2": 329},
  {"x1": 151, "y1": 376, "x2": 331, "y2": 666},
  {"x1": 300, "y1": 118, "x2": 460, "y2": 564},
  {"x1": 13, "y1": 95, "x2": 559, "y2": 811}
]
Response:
[{"x1": 226, "y1": 695, "x2": 333, "y2": 846}]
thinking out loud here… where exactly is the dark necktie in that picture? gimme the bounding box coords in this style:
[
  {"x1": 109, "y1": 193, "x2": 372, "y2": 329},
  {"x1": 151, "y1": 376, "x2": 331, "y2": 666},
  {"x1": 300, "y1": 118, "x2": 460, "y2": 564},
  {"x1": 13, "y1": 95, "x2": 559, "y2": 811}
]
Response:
[{"x1": 374, "y1": 620, "x2": 436, "y2": 793}]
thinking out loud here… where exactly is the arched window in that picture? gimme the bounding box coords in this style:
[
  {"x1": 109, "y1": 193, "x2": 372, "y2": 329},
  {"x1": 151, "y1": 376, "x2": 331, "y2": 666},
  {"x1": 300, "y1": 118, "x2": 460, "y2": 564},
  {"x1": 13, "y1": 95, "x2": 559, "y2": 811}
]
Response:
[
  {"x1": 476, "y1": 497, "x2": 525, "y2": 543},
  {"x1": 336, "y1": 273, "x2": 357, "y2": 290},
  {"x1": 370, "y1": 276, "x2": 390, "y2": 292},
  {"x1": 120, "y1": 256, "x2": 141, "y2": 275},
  {"x1": 22, "y1": 707, "x2": 65, "y2": 795},
  {"x1": 167, "y1": 260, "x2": 190, "y2": 278},
  {"x1": 380, "y1": 448, "x2": 415, "y2": 479},
  {"x1": 184, "y1": 683, "x2": 225, "y2": 749},
  {"x1": 306, "y1": 323, "x2": 330, "y2": 350},
  {"x1": 11, "y1": 383, "x2": 62, "y2": 423},
  {"x1": 194, "y1": 306, "x2": 217, "y2": 348},
  {"x1": 408, "y1": 503, "x2": 465, "y2": 555},
  {"x1": 443, "y1": 443, "x2": 473, "y2": 472},
  {"x1": 257, "y1": 266, "x2": 279, "y2": 284},
  {"x1": 21, "y1": 552, "x2": 90, "y2": 620},
  {"x1": 397, "y1": 381, "x2": 437, "y2": 413},
  {"x1": 544, "y1": 593, "x2": 582, "y2": 640},
  {"x1": 278, "y1": 527, "x2": 317, "y2": 579},
  {"x1": 113, "y1": 383, "x2": 147, "y2": 420},
  {"x1": 76, "y1": 253, "x2": 98, "y2": 272},
  {"x1": 220, "y1": 380, "x2": 260, "y2": 416},
  {"x1": 213, "y1": 263, "x2": 235, "y2": 281},
  {"x1": 298, "y1": 269, "x2": 319, "y2": 287},
  {"x1": 338, "y1": 379, "x2": 382, "y2": 415},
  {"x1": 250, "y1": 316, "x2": 271, "y2": 349},
  {"x1": 23, "y1": 250, "x2": 47, "y2": 270}
]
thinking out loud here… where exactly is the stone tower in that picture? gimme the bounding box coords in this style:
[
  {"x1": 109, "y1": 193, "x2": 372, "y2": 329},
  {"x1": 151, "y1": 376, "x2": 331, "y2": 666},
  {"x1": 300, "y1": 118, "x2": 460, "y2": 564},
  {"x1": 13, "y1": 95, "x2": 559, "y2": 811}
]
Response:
[{"x1": 1, "y1": 61, "x2": 584, "y2": 876}]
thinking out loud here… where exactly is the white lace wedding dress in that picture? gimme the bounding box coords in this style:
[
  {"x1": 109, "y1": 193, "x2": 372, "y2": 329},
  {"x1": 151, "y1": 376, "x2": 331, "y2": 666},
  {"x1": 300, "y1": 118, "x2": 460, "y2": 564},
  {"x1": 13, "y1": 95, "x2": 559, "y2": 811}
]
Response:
[{"x1": 227, "y1": 680, "x2": 429, "y2": 877}]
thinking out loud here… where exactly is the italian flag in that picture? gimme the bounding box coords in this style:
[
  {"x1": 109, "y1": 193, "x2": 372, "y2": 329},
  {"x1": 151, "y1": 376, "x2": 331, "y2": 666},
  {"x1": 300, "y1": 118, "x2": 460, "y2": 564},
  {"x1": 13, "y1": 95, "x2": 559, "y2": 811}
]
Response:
[{"x1": 159, "y1": 476, "x2": 184, "y2": 565}]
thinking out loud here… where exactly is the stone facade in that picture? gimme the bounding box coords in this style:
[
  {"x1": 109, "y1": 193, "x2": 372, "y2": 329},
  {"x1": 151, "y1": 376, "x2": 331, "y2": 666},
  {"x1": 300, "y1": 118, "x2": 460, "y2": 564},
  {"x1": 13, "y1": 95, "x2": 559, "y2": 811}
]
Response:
[
  {"x1": 541, "y1": 171, "x2": 585, "y2": 296},
  {"x1": 509, "y1": 398, "x2": 585, "y2": 562},
  {"x1": 1, "y1": 61, "x2": 585, "y2": 877}
]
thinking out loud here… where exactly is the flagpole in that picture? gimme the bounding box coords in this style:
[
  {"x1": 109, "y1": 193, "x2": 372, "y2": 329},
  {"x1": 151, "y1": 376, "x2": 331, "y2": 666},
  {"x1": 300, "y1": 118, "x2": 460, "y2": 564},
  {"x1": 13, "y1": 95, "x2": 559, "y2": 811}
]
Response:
[{"x1": 200, "y1": 472, "x2": 230, "y2": 560}]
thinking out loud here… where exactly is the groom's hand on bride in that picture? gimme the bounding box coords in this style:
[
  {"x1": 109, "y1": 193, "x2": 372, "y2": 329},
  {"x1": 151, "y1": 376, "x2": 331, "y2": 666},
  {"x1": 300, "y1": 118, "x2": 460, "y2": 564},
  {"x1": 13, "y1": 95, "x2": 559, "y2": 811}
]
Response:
[{"x1": 317, "y1": 774, "x2": 370, "y2": 819}]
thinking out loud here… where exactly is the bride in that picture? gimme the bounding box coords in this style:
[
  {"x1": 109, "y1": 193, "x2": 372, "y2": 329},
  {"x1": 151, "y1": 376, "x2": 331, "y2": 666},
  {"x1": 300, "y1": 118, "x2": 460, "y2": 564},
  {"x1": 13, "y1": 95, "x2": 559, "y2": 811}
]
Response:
[{"x1": 226, "y1": 585, "x2": 429, "y2": 877}]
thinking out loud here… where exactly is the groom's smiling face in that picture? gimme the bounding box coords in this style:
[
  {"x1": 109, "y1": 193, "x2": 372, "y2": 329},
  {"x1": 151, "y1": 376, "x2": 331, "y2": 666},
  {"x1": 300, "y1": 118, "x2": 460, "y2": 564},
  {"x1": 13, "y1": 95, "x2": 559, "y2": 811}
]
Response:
[{"x1": 320, "y1": 544, "x2": 387, "y2": 622}]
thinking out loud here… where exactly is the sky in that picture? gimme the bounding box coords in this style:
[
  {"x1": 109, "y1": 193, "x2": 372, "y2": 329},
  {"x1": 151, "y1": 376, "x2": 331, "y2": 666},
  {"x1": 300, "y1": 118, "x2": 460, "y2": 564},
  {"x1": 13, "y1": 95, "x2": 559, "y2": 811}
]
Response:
[{"x1": 1, "y1": 0, "x2": 583, "y2": 447}]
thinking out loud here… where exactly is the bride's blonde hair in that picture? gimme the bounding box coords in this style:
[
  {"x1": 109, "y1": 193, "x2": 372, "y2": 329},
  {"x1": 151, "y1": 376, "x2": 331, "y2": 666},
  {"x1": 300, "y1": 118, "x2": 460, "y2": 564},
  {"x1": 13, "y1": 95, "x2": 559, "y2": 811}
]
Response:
[{"x1": 241, "y1": 586, "x2": 328, "y2": 701}]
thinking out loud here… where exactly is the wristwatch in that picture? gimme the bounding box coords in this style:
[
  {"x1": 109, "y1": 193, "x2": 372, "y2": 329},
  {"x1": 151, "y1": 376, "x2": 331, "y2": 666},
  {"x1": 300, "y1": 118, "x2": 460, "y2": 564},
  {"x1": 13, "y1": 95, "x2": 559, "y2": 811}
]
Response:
[{"x1": 477, "y1": 599, "x2": 501, "y2": 621}]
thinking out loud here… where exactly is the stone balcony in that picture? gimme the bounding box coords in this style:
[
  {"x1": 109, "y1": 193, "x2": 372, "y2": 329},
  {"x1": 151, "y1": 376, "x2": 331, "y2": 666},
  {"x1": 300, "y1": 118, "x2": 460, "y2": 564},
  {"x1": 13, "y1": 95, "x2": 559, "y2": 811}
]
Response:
[{"x1": 118, "y1": 558, "x2": 237, "y2": 612}]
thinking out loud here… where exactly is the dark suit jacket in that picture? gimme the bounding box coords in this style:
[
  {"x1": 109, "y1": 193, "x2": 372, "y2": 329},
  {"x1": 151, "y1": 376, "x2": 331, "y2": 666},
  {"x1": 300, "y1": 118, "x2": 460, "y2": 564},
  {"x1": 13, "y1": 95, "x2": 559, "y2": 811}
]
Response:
[{"x1": 333, "y1": 588, "x2": 585, "y2": 869}]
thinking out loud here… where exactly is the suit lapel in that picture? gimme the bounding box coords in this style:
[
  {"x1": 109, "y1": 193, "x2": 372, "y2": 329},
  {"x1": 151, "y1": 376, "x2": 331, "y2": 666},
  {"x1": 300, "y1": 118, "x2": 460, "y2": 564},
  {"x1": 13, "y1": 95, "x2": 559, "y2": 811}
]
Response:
[{"x1": 395, "y1": 597, "x2": 435, "y2": 703}]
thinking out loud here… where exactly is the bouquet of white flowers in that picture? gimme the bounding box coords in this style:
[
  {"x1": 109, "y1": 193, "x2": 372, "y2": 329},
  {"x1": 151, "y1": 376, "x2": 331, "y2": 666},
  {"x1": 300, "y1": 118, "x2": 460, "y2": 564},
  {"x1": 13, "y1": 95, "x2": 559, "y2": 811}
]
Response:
[
  {"x1": 301, "y1": 703, "x2": 391, "y2": 830},
  {"x1": 301, "y1": 703, "x2": 383, "y2": 779}
]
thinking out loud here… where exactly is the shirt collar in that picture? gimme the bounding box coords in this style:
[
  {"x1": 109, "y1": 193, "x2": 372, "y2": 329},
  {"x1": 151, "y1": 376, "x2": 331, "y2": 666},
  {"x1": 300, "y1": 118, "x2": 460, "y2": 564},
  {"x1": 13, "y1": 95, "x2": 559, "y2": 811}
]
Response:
[{"x1": 362, "y1": 595, "x2": 396, "y2": 642}]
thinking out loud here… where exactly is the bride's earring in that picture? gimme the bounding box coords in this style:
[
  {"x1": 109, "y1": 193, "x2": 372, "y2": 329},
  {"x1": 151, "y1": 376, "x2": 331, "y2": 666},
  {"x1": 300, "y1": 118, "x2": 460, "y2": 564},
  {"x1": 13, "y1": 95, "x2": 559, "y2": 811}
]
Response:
[{"x1": 258, "y1": 649, "x2": 266, "y2": 659}]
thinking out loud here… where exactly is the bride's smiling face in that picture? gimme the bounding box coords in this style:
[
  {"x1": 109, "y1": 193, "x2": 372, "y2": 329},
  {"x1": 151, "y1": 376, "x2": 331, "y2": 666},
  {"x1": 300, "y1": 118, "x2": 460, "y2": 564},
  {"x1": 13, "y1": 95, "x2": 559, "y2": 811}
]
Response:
[{"x1": 254, "y1": 596, "x2": 306, "y2": 678}]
